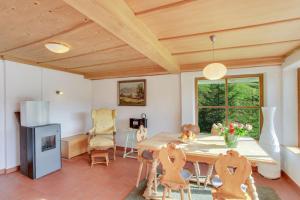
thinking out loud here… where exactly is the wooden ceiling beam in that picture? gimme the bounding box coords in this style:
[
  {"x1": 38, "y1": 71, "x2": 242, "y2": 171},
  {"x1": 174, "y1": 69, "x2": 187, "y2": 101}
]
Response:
[
  {"x1": 173, "y1": 39, "x2": 300, "y2": 56},
  {"x1": 1, "y1": 55, "x2": 83, "y2": 75},
  {"x1": 39, "y1": 44, "x2": 128, "y2": 63},
  {"x1": 69, "y1": 57, "x2": 146, "y2": 69},
  {"x1": 83, "y1": 65, "x2": 167, "y2": 80},
  {"x1": 159, "y1": 17, "x2": 300, "y2": 41},
  {"x1": 181, "y1": 56, "x2": 284, "y2": 72},
  {"x1": 134, "y1": 0, "x2": 195, "y2": 16},
  {"x1": 63, "y1": 0, "x2": 180, "y2": 73}
]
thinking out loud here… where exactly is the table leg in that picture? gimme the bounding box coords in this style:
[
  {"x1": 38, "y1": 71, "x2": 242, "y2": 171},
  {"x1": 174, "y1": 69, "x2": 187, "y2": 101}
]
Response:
[
  {"x1": 246, "y1": 174, "x2": 259, "y2": 200},
  {"x1": 204, "y1": 164, "x2": 214, "y2": 188},
  {"x1": 123, "y1": 133, "x2": 129, "y2": 158},
  {"x1": 193, "y1": 162, "x2": 201, "y2": 187},
  {"x1": 130, "y1": 132, "x2": 135, "y2": 153},
  {"x1": 143, "y1": 152, "x2": 159, "y2": 199}
]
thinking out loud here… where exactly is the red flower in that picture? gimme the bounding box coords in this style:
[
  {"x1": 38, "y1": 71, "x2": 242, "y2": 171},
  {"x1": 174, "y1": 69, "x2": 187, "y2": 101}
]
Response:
[{"x1": 229, "y1": 123, "x2": 235, "y2": 135}]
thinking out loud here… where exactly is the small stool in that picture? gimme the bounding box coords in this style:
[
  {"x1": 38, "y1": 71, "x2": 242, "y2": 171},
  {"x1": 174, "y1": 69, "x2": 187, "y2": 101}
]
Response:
[{"x1": 91, "y1": 150, "x2": 109, "y2": 167}]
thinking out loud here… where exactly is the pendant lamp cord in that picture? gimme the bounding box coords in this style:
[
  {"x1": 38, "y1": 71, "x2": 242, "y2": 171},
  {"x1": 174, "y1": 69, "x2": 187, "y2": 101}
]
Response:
[
  {"x1": 210, "y1": 35, "x2": 216, "y2": 62},
  {"x1": 212, "y1": 40, "x2": 215, "y2": 61}
]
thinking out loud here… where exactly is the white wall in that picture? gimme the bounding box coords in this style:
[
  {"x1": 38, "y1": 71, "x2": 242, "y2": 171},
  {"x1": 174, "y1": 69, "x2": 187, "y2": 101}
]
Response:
[
  {"x1": 1, "y1": 60, "x2": 92, "y2": 169},
  {"x1": 5, "y1": 61, "x2": 42, "y2": 168},
  {"x1": 281, "y1": 53, "x2": 300, "y2": 186},
  {"x1": 282, "y1": 68, "x2": 298, "y2": 146},
  {"x1": 181, "y1": 66, "x2": 283, "y2": 142},
  {"x1": 0, "y1": 60, "x2": 5, "y2": 170},
  {"x1": 92, "y1": 74, "x2": 181, "y2": 146},
  {"x1": 42, "y1": 69, "x2": 92, "y2": 137}
]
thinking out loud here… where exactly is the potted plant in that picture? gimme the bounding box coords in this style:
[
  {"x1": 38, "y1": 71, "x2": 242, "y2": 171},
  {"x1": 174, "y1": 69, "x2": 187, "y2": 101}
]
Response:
[{"x1": 220, "y1": 122, "x2": 253, "y2": 148}]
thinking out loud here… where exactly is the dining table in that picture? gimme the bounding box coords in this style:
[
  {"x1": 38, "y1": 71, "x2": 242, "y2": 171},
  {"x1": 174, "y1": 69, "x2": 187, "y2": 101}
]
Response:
[{"x1": 137, "y1": 132, "x2": 276, "y2": 200}]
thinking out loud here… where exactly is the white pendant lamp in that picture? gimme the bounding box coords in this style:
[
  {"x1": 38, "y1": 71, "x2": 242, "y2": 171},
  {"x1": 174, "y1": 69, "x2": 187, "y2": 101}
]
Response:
[
  {"x1": 203, "y1": 35, "x2": 227, "y2": 80},
  {"x1": 45, "y1": 42, "x2": 70, "y2": 54}
]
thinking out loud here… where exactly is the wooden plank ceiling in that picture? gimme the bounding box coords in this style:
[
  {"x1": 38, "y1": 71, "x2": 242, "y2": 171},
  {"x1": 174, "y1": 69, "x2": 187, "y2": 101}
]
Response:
[{"x1": 1, "y1": 0, "x2": 300, "y2": 79}]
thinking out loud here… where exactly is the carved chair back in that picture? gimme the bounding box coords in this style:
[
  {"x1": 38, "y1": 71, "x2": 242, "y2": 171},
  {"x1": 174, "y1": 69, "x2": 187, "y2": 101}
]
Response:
[
  {"x1": 214, "y1": 150, "x2": 252, "y2": 199},
  {"x1": 159, "y1": 143, "x2": 187, "y2": 189}
]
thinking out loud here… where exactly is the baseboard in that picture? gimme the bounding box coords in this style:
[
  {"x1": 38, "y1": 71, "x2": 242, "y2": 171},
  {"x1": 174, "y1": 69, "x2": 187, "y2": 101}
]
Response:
[
  {"x1": 0, "y1": 166, "x2": 20, "y2": 175},
  {"x1": 6, "y1": 166, "x2": 20, "y2": 174},
  {"x1": 281, "y1": 170, "x2": 300, "y2": 192},
  {"x1": 116, "y1": 146, "x2": 137, "y2": 152}
]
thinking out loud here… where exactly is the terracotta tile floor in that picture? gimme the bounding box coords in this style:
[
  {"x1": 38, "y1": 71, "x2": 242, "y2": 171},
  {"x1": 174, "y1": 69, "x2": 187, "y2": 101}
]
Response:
[{"x1": 0, "y1": 152, "x2": 299, "y2": 200}]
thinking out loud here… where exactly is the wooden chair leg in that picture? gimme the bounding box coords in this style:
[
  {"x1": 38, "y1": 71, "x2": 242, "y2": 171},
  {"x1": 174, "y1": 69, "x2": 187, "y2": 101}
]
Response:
[
  {"x1": 187, "y1": 185, "x2": 192, "y2": 200},
  {"x1": 162, "y1": 187, "x2": 168, "y2": 200},
  {"x1": 105, "y1": 154, "x2": 109, "y2": 166},
  {"x1": 204, "y1": 164, "x2": 214, "y2": 188},
  {"x1": 153, "y1": 171, "x2": 158, "y2": 193},
  {"x1": 167, "y1": 188, "x2": 171, "y2": 197},
  {"x1": 113, "y1": 146, "x2": 116, "y2": 160},
  {"x1": 180, "y1": 189, "x2": 185, "y2": 200},
  {"x1": 145, "y1": 163, "x2": 149, "y2": 179},
  {"x1": 193, "y1": 162, "x2": 201, "y2": 187},
  {"x1": 136, "y1": 162, "x2": 144, "y2": 187},
  {"x1": 90, "y1": 152, "x2": 94, "y2": 168}
]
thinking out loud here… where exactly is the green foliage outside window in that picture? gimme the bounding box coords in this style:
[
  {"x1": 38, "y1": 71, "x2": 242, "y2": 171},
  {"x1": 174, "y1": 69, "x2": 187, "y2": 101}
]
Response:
[{"x1": 197, "y1": 76, "x2": 262, "y2": 139}]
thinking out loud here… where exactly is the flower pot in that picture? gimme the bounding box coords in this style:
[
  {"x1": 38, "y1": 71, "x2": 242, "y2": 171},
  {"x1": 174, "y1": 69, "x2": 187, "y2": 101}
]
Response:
[{"x1": 224, "y1": 134, "x2": 238, "y2": 148}]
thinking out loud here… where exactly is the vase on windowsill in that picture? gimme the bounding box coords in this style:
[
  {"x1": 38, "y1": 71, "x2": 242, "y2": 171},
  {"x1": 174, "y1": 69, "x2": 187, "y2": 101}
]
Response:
[{"x1": 258, "y1": 107, "x2": 281, "y2": 179}]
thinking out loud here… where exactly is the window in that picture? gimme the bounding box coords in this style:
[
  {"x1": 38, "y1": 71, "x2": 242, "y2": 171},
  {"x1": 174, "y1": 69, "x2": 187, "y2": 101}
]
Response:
[{"x1": 195, "y1": 74, "x2": 264, "y2": 139}]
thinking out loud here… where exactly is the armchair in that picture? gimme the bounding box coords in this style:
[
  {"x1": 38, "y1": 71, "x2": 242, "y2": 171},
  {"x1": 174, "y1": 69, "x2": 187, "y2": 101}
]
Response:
[{"x1": 88, "y1": 108, "x2": 117, "y2": 160}]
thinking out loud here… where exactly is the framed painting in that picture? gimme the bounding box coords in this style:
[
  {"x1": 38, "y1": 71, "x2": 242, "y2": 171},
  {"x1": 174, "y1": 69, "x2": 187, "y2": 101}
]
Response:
[{"x1": 118, "y1": 79, "x2": 146, "y2": 106}]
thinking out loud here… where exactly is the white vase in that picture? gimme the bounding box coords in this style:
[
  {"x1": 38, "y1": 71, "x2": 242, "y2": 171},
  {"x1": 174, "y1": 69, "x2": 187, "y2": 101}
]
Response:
[{"x1": 258, "y1": 107, "x2": 281, "y2": 179}]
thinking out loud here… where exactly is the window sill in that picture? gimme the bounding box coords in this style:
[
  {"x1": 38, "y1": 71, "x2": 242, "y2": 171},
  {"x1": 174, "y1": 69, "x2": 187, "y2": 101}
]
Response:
[{"x1": 282, "y1": 145, "x2": 300, "y2": 155}]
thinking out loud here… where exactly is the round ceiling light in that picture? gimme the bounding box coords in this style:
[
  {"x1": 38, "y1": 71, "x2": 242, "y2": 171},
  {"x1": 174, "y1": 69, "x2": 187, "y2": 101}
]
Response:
[
  {"x1": 203, "y1": 62, "x2": 227, "y2": 80},
  {"x1": 45, "y1": 42, "x2": 70, "y2": 54},
  {"x1": 203, "y1": 35, "x2": 227, "y2": 80}
]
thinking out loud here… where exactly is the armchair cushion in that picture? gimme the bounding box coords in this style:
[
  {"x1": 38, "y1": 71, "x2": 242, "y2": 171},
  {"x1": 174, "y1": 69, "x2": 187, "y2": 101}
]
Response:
[
  {"x1": 89, "y1": 134, "x2": 114, "y2": 148},
  {"x1": 92, "y1": 109, "x2": 116, "y2": 135}
]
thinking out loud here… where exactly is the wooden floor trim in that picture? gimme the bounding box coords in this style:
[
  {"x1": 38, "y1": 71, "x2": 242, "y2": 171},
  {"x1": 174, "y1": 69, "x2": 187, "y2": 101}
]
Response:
[
  {"x1": 0, "y1": 166, "x2": 20, "y2": 175},
  {"x1": 116, "y1": 146, "x2": 137, "y2": 152},
  {"x1": 5, "y1": 166, "x2": 20, "y2": 174}
]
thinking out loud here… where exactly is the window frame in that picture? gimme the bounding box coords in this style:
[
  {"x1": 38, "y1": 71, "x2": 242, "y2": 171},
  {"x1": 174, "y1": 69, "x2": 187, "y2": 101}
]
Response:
[
  {"x1": 195, "y1": 74, "x2": 264, "y2": 133},
  {"x1": 297, "y1": 68, "x2": 300, "y2": 147}
]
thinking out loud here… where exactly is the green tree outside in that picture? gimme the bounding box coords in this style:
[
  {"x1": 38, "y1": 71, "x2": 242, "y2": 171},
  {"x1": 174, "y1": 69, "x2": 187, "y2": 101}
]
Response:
[{"x1": 197, "y1": 77, "x2": 261, "y2": 139}]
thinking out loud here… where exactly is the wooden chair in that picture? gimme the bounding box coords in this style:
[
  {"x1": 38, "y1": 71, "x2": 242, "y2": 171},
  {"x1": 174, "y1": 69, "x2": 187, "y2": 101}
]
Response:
[
  {"x1": 181, "y1": 124, "x2": 213, "y2": 188},
  {"x1": 88, "y1": 109, "x2": 117, "y2": 162},
  {"x1": 136, "y1": 125, "x2": 155, "y2": 187},
  {"x1": 211, "y1": 150, "x2": 252, "y2": 200},
  {"x1": 159, "y1": 143, "x2": 192, "y2": 200}
]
